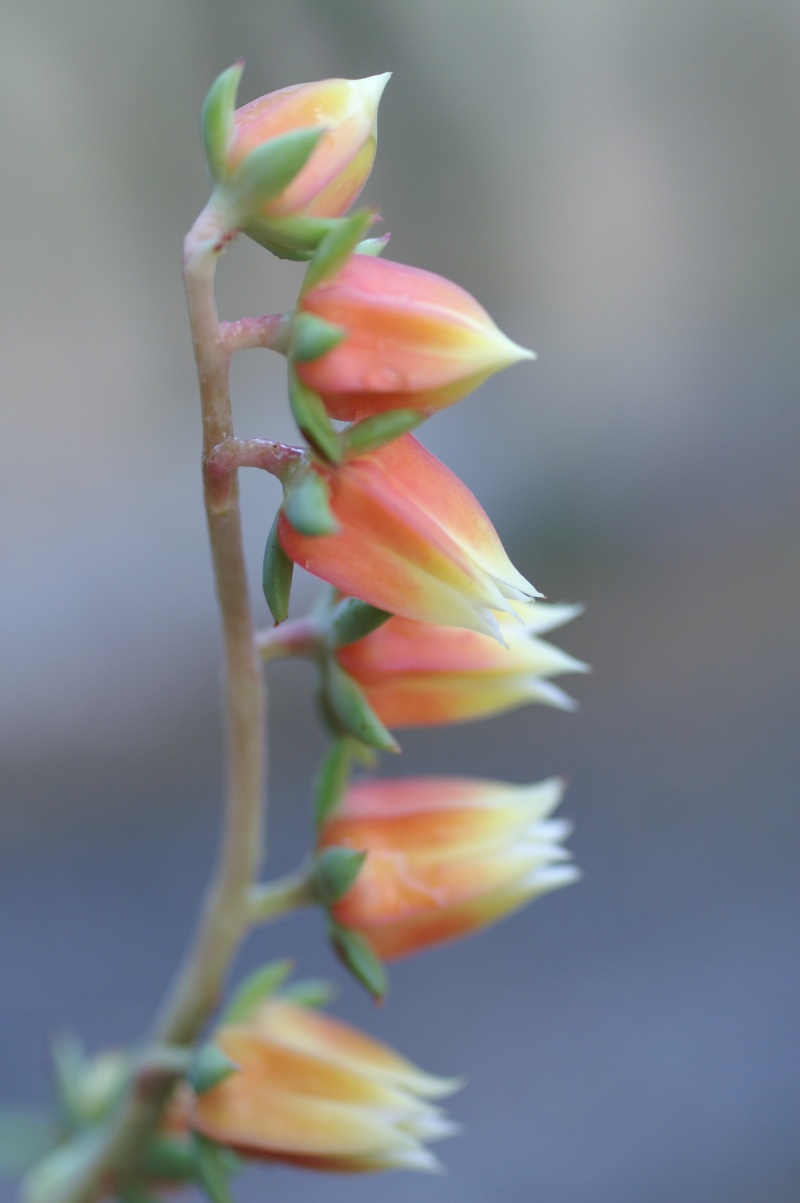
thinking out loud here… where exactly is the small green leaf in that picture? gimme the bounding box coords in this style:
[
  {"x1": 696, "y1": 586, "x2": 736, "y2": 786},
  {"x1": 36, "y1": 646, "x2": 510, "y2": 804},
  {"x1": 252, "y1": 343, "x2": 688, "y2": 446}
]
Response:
[
  {"x1": 262, "y1": 511, "x2": 294, "y2": 624},
  {"x1": 288, "y1": 371, "x2": 341, "y2": 464},
  {"x1": 117, "y1": 1187, "x2": 163, "y2": 1203},
  {"x1": 23, "y1": 1128, "x2": 106, "y2": 1203},
  {"x1": 328, "y1": 598, "x2": 392, "y2": 648},
  {"x1": 0, "y1": 1110, "x2": 58, "y2": 1177},
  {"x1": 343, "y1": 409, "x2": 426, "y2": 457},
  {"x1": 191, "y1": 1135, "x2": 236, "y2": 1203},
  {"x1": 240, "y1": 214, "x2": 340, "y2": 260},
  {"x1": 188, "y1": 1044, "x2": 239, "y2": 1095},
  {"x1": 228, "y1": 127, "x2": 325, "y2": 218},
  {"x1": 223, "y1": 960, "x2": 294, "y2": 1024},
  {"x1": 313, "y1": 738, "x2": 352, "y2": 830},
  {"x1": 201, "y1": 63, "x2": 243, "y2": 184},
  {"x1": 329, "y1": 923, "x2": 387, "y2": 1002},
  {"x1": 280, "y1": 979, "x2": 335, "y2": 1009},
  {"x1": 322, "y1": 662, "x2": 399, "y2": 753},
  {"x1": 283, "y1": 469, "x2": 338, "y2": 537},
  {"x1": 142, "y1": 1137, "x2": 195, "y2": 1183},
  {"x1": 291, "y1": 313, "x2": 346, "y2": 363},
  {"x1": 313, "y1": 847, "x2": 367, "y2": 906},
  {"x1": 50, "y1": 1033, "x2": 86, "y2": 1129},
  {"x1": 301, "y1": 210, "x2": 376, "y2": 296}
]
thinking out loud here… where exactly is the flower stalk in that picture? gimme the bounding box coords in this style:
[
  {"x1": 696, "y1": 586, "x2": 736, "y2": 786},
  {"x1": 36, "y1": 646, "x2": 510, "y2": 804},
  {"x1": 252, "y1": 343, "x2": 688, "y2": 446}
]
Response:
[{"x1": 33, "y1": 201, "x2": 291, "y2": 1203}]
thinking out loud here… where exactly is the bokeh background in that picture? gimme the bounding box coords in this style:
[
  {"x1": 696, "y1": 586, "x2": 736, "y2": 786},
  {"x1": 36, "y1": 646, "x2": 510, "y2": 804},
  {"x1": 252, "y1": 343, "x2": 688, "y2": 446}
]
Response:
[{"x1": 2, "y1": 2, "x2": 799, "y2": 1200}]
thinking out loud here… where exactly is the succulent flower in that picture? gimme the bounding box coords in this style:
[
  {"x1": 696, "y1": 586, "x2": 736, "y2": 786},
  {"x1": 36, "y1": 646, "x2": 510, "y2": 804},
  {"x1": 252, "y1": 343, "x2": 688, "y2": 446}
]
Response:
[
  {"x1": 202, "y1": 66, "x2": 389, "y2": 257},
  {"x1": 336, "y1": 601, "x2": 587, "y2": 726},
  {"x1": 294, "y1": 253, "x2": 533, "y2": 420},
  {"x1": 192, "y1": 996, "x2": 459, "y2": 1172},
  {"x1": 278, "y1": 434, "x2": 539, "y2": 638},
  {"x1": 318, "y1": 776, "x2": 578, "y2": 960}
]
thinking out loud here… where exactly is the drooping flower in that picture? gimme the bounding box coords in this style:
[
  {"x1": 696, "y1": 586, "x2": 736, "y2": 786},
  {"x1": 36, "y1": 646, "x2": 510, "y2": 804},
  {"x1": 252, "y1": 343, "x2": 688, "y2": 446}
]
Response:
[
  {"x1": 203, "y1": 67, "x2": 389, "y2": 257},
  {"x1": 318, "y1": 776, "x2": 578, "y2": 961},
  {"x1": 336, "y1": 601, "x2": 588, "y2": 727},
  {"x1": 191, "y1": 996, "x2": 459, "y2": 1173},
  {"x1": 294, "y1": 254, "x2": 533, "y2": 421},
  {"x1": 277, "y1": 434, "x2": 539, "y2": 638}
]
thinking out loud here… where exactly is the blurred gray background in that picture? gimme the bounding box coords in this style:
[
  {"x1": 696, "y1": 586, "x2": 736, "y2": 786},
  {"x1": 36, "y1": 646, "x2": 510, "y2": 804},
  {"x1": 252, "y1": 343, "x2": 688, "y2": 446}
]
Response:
[{"x1": 2, "y1": 1, "x2": 799, "y2": 1200}]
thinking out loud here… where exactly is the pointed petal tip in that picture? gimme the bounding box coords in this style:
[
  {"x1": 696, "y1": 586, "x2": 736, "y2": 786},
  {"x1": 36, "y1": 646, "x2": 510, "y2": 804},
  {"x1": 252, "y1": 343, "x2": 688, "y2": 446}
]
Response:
[
  {"x1": 353, "y1": 72, "x2": 392, "y2": 107},
  {"x1": 388, "y1": 1145, "x2": 445, "y2": 1173}
]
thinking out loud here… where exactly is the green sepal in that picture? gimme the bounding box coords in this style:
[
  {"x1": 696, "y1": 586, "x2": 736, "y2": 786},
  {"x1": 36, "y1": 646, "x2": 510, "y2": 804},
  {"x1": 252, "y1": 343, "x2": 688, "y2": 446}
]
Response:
[
  {"x1": 50, "y1": 1033, "x2": 86, "y2": 1129},
  {"x1": 227, "y1": 127, "x2": 325, "y2": 220},
  {"x1": 191, "y1": 1135, "x2": 237, "y2": 1203},
  {"x1": 0, "y1": 1110, "x2": 58, "y2": 1177},
  {"x1": 329, "y1": 923, "x2": 387, "y2": 1002},
  {"x1": 240, "y1": 215, "x2": 341, "y2": 260},
  {"x1": 300, "y1": 210, "x2": 376, "y2": 296},
  {"x1": 142, "y1": 1137, "x2": 196, "y2": 1183},
  {"x1": 355, "y1": 233, "x2": 391, "y2": 257},
  {"x1": 288, "y1": 370, "x2": 341, "y2": 464},
  {"x1": 201, "y1": 63, "x2": 242, "y2": 184},
  {"x1": 313, "y1": 847, "x2": 367, "y2": 906},
  {"x1": 187, "y1": 1044, "x2": 239, "y2": 1095},
  {"x1": 283, "y1": 468, "x2": 338, "y2": 537},
  {"x1": 349, "y1": 741, "x2": 379, "y2": 768},
  {"x1": 279, "y1": 979, "x2": 335, "y2": 1009},
  {"x1": 328, "y1": 598, "x2": 392, "y2": 648},
  {"x1": 222, "y1": 960, "x2": 294, "y2": 1024},
  {"x1": 117, "y1": 1187, "x2": 163, "y2": 1203},
  {"x1": 291, "y1": 313, "x2": 346, "y2": 363},
  {"x1": 313, "y1": 738, "x2": 352, "y2": 830},
  {"x1": 262, "y1": 511, "x2": 294, "y2": 624},
  {"x1": 343, "y1": 409, "x2": 426, "y2": 457},
  {"x1": 22, "y1": 1128, "x2": 106, "y2": 1203},
  {"x1": 322, "y1": 661, "x2": 399, "y2": 752}
]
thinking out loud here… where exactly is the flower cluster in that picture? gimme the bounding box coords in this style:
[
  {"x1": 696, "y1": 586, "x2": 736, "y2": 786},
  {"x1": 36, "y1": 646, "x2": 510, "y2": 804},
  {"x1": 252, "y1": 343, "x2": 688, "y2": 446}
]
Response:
[{"x1": 192, "y1": 63, "x2": 584, "y2": 1181}]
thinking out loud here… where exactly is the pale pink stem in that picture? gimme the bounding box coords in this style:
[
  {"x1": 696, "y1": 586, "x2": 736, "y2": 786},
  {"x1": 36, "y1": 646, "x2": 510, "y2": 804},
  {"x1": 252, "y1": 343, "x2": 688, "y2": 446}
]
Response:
[
  {"x1": 207, "y1": 437, "x2": 304, "y2": 479},
  {"x1": 220, "y1": 312, "x2": 292, "y2": 354},
  {"x1": 256, "y1": 615, "x2": 320, "y2": 661}
]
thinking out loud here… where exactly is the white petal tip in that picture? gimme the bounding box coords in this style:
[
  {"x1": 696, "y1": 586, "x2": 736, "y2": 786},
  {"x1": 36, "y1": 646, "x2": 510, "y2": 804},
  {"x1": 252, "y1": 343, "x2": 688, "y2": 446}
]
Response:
[
  {"x1": 353, "y1": 72, "x2": 392, "y2": 106},
  {"x1": 389, "y1": 1147, "x2": 445, "y2": 1173}
]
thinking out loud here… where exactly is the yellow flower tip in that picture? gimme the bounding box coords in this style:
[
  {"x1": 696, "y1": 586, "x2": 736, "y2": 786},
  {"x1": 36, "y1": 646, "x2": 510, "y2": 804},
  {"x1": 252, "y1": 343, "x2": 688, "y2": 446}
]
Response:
[{"x1": 495, "y1": 331, "x2": 537, "y2": 368}]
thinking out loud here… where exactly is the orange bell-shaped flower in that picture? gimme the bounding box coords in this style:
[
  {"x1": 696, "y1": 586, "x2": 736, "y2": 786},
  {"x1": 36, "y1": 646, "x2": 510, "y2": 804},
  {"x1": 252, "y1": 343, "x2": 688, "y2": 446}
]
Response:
[
  {"x1": 192, "y1": 997, "x2": 459, "y2": 1172},
  {"x1": 278, "y1": 434, "x2": 539, "y2": 638},
  {"x1": 319, "y1": 776, "x2": 578, "y2": 961},
  {"x1": 336, "y1": 601, "x2": 587, "y2": 726},
  {"x1": 295, "y1": 254, "x2": 533, "y2": 421}
]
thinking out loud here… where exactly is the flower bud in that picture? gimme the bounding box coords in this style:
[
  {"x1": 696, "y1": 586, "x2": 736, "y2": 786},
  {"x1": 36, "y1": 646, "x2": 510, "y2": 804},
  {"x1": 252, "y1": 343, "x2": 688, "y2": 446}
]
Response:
[
  {"x1": 277, "y1": 434, "x2": 540, "y2": 639},
  {"x1": 191, "y1": 996, "x2": 459, "y2": 1172},
  {"x1": 336, "y1": 601, "x2": 588, "y2": 727},
  {"x1": 318, "y1": 776, "x2": 578, "y2": 961},
  {"x1": 294, "y1": 254, "x2": 534, "y2": 420},
  {"x1": 203, "y1": 66, "x2": 389, "y2": 258}
]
